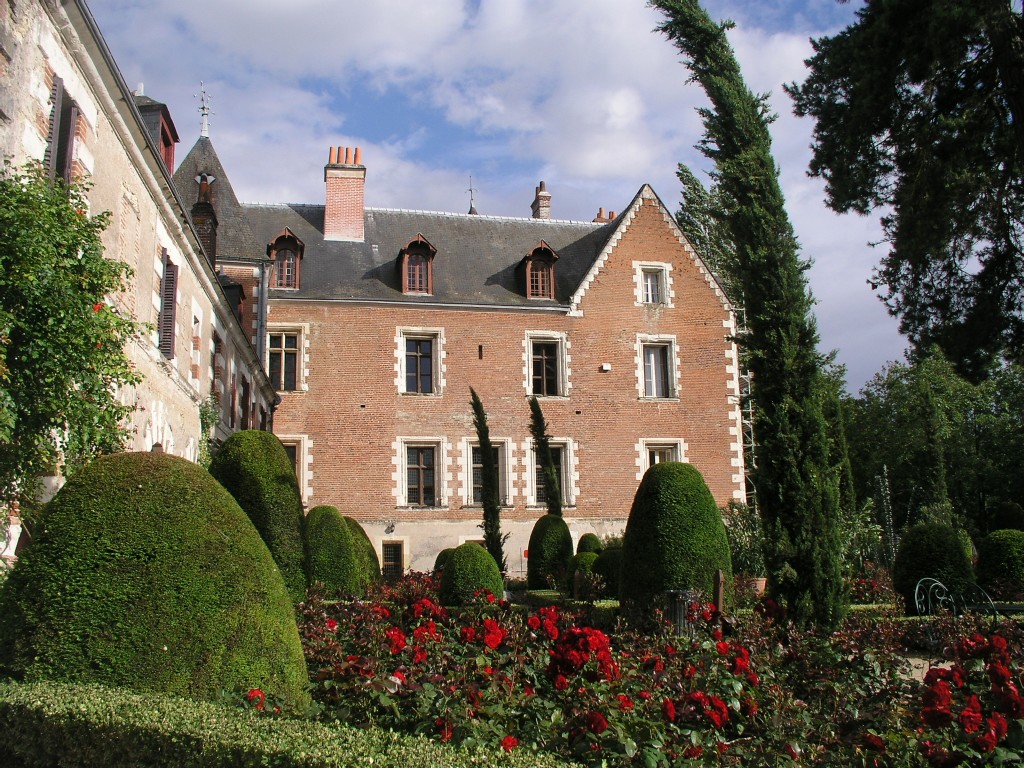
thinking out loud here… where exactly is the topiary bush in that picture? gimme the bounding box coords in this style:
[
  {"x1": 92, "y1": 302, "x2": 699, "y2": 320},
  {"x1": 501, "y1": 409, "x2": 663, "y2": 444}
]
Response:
[
  {"x1": 433, "y1": 548, "x2": 456, "y2": 574},
  {"x1": 592, "y1": 548, "x2": 622, "y2": 598},
  {"x1": 892, "y1": 522, "x2": 976, "y2": 615},
  {"x1": 619, "y1": 462, "x2": 732, "y2": 610},
  {"x1": 209, "y1": 430, "x2": 306, "y2": 600},
  {"x1": 344, "y1": 517, "x2": 382, "y2": 589},
  {"x1": 438, "y1": 542, "x2": 504, "y2": 606},
  {"x1": 305, "y1": 506, "x2": 363, "y2": 597},
  {"x1": 571, "y1": 551, "x2": 599, "y2": 578},
  {"x1": 976, "y1": 529, "x2": 1024, "y2": 600},
  {"x1": 989, "y1": 501, "x2": 1024, "y2": 533},
  {"x1": 526, "y1": 514, "x2": 573, "y2": 590},
  {"x1": 0, "y1": 452, "x2": 309, "y2": 709},
  {"x1": 576, "y1": 533, "x2": 603, "y2": 555}
]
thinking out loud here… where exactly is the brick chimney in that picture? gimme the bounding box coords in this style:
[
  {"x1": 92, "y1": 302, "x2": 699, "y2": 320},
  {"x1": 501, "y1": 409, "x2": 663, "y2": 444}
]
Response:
[
  {"x1": 192, "y1": 173, "x2": 218, "y2": 267},
  {"x1": 324, "y1": 146, "x2": 365, "y2": 241},
  {"x1": 531, "y1": 180, "x2": 551, "y2": 220}
]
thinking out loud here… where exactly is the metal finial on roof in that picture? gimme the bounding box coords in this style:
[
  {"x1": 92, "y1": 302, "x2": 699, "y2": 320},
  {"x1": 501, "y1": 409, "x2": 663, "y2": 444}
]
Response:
[
  {"x1": 195, "y1": 82, "x2": 214, "y2": 138},
  {"x1": 467, "y1": 175, "x2": 478, "y2": 215}
]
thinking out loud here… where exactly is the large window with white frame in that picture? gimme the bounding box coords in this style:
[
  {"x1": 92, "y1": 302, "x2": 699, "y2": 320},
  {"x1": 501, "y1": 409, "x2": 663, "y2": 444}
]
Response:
[
  {"x1": 633, "y1": 262, "x2": 673, "y2": 307},
  {"x1": 526, "y1": 331, "x2": 568, "y2": 397},
  {"x1": 406, "y1": 444, "x2": 436, "y2": 506},
  {"x1": 530, "y1": 439, "x2": 573, "y2": 507},
  {"x1": 468, "y1": 440, "x2": 509, "y2": 506},
  {"x1": 267, "y1": 324, "x2": 307, "y2": 392},
  {"x1": 398, "y1": 328, "x2": 444, "y2": 395},
  {"x1": 641, "y1": 439, "x2": 685, "y2": 470},
  {"x1": 638, "y1": 336, "x2": 677, "y2": 399}
]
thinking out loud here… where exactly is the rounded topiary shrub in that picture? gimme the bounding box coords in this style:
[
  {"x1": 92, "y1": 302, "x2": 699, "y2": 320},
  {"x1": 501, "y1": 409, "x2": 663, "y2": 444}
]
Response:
[
  {"x1": 620, "y1": 462, "x2": 732, "y2": 609},
  {"x1": 526, "y1": 514, "x2": 573, "y2": 590},
  {"x1": 976, "y1": 529, "x2": 1024, "y2": 599},
  {"x1": 344, "y1": 516, "x2": 382, "y2": 588},
  {"x1": 438, "y1": 542, "x2": 504, "y2": 606},
  {"x1": 433, "y1": 547, "x2": 456, "y2": 574},
  {"x1": 572, "y1": 551, "x2": 599, "y2": 577},
  {"x1": 593, "y1": 547, "x2": 622, "y2": 598},
  {"x1": 893, "y1": 522, "x2": 975, "y2": 615},
  {"x1": 305, "y1": 505, "x2": 363, "y2": 597},
  {"x1": 576, "y1": 533, "x2": 603, "y2": 555},
  {"x1": 989, "y1": 501, "x2": 1024, "y2": 533},
  {"x1": 209, "y1": 430, "x2": 306, "y2": 600},
  {"x1": 0, "y1": 452, "x2": 309, "y2": 709}
]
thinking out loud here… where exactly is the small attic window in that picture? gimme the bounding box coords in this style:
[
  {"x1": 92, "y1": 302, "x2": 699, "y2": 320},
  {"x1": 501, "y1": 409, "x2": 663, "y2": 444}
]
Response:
[
  {"x1": 524, "y1": 241, "x2": 558, "y2": 300},
  {"x1": 399, "y1": 234, "x2": 437, "y2": 295},
  {"x1": 268, "y1": 228, "x2": 304, "y2": 289}
]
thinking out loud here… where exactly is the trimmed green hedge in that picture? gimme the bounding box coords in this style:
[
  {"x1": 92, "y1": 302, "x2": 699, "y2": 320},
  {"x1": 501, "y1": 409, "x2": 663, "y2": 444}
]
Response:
[
  {"x1": 0, "y1": 681, "x2": 570, "y2": 768},
  {"x1": 0, "y1": 452, "x2": 309, "y2": 709},
  {"x1": 893, "y1": 522, "x2": 975, "y2": 615},
  {"x1": 345, "y1": 517, "x2": 382, "y2": 588},
  {"x1": 526, "y1": 515, "x2": 573, "y2": 590},
  {"x1": 620, "y1": 462, "x2": 732, "y2": 607},
  {"x1": 306, "y1": 506, "x2": 362, "y2": 597},
  {"x1": 439, "y1": 542, "x2": 504, "y2": 606},
  {"x1": 209, "y1": 430, "x2": 307, "y2": 600},
  {"x1": 593, "y1": 548, "x2": 622, "y2": 597},
  {"x1": 576, "y1": 533, "x2": 603, "y2": 555},
  {"x1": 434, "y1": 547, "x2": 456, "y2": 573},
  {"x1": 976, "y1": 529, "x2": 1024, "y2": 598}
]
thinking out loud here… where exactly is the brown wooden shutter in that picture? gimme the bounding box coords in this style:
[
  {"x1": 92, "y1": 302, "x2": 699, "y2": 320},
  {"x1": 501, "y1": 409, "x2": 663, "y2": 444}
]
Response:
[
  {"x1": 44, "y1": 77, "x2": 64, "y2": 179},
  {"x1": 158, "y1": 248, "x2": 178, "y2": 358}
]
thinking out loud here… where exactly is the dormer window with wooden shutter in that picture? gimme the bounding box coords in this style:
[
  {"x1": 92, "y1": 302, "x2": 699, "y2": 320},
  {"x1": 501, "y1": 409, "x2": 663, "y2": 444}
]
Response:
[
  {"x1": 524, "y1": 241, "x2": 558, "y2": 300},
  {"x1": 267, "y1": 228, "x2": 304, "y2": 289},
  {"x1": 399, "y1": 234, "x2": 437, "y2": 295}
]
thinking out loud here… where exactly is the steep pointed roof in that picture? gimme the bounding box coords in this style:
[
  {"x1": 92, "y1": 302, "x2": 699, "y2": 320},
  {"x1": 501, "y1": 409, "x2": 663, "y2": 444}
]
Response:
[{"x1": 173, "y1": 137, "x2": 263, "y2": 261}]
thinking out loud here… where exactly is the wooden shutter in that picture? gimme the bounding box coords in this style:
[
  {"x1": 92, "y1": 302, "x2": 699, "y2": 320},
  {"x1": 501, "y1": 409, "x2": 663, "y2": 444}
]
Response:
[
  {"x1": 158, "y1": 249, "x2": 178, "y2": 358},
  {"x1": 44, "y1": 77, "x2": 64, "y2": 179}
]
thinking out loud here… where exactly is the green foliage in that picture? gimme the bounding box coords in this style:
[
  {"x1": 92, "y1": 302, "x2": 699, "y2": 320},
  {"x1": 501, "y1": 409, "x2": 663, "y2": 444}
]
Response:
[
  {"x1": 0, "y1": 681, "x2": 559, "y2": 768},
  {"x1": 723, "y1": 501, "x2": 765, "y2": 577},
  {"x1": 433, "y1": 547, "x2": 455, "y2": 574},
  {"x1": 652, "y1": 0, "x2": 846, "y2": 629},
  {"x1": 306, "y1": 505, "x2": 363, "y2": 597},
  {"x1": 592, "y1": 548, "x2": 622, "y2": 598},
  {"x1": 0, "y1": 162, "x2": 141, "y2": 501},
  {"x1": 196, "y1": 394, "x2": 220, "y2": 469},
  {"x1": 620, "y1": 462, "x2": 732, "y2": 609},
  {"x1": 0, "y1": 452, "x2": 309, "y2": 708},
  {"x1": 892, "y1": 522, "x2": 976, "y2": 614},
  {"x1": 976, "y1": 529, "x2": 1024, "y2": 599},
  {"x1": 528, "y1": 396, "x2": 561, "y2": 517},
  {"x1": 209, "y1": 430, "x2": 306, "y2": 600},
  {"x1": 570, "y1": 551, "x2": 598, "y2": 578},
  {"x1": 989, "y1": 500, "x2": 1024, "y2": 532},
  {"x1": 345, "y1": 517, "x2": 382, "y2": 588},
  {"x1": 438, "y1": 542, "x2": 504, "y2": 606},
  {"x1": 674, "y1": 164, "x2": 739, "y2": 304},
  {"x1": 526, "y1": 514, "x2": 573, "y2": 590},
  {"x1": 787, "y1": 3, "x2": 1024, "y2": 379},
  {"x1": 576, "y1": 533, "x2": 602, "y2": 555},
  {"x1": 471, "y1": 388, "x2": 508, "y2": 572}
]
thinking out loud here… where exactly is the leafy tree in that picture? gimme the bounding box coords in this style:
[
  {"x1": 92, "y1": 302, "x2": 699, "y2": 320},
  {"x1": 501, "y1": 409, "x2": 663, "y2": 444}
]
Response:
[
  {"x1": 653, "y1": 0, "x2": 846, "y2": 628},
  {"x1": 675, "y1": 164, "x2": 739, "y2": 303},
  {"x1": 528, "y1": 396, "x2": 561, "y2": 518},
  {"x1": 0, "y1": 163, "x2": 140, "y2": 504},
  {"x1": 786, "y1": 2, "x2": 1024, "y2": 381},
  {"x1": 471, "y1": 388, "x2": 507, "y2": 572}
]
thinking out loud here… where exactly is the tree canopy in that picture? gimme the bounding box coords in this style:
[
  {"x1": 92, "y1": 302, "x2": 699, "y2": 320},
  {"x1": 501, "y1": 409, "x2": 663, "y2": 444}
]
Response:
[
  {"x1": 653, "y1": 0, "x2": 846, "y2": 628},
  {"x1": 787, "y1": 1, "x2": 1024, "y2": 381},
  {"x1": 0, "y1": 163, "x2": 139, "y2": 503}
]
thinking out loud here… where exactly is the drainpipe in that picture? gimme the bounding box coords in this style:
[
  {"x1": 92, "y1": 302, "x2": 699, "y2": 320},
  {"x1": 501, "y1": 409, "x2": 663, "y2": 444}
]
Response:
[{"x1": 257, "y1": 260, "x2": 270, "y2": 365}]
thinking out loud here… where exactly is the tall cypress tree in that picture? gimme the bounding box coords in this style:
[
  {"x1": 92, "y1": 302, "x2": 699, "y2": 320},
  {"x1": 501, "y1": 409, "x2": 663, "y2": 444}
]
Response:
[
  {"x1": 652, "y1": 0, "x2": 847, "y2": 628},
  {"x1": 528, "y1": 396, "x2": 561, "y2": 518},
  {"x1": 471, "y1": 388, "x2": 508, "y2": 572}
]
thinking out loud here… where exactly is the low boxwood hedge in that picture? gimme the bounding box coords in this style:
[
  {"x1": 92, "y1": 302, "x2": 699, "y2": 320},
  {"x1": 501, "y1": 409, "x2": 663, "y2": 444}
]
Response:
[{"x1": 0, "y1": 681, "x2": 571, "y2": 768}]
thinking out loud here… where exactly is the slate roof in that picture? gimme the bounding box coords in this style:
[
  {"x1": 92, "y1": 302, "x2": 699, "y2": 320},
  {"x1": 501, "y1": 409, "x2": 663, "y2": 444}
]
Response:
[
  {"x1": 172, "y1": 138, "x2": 263, "y2": 263},
  {"x1": 243, "y1": 203, "x2": 617, "y2": 307}
]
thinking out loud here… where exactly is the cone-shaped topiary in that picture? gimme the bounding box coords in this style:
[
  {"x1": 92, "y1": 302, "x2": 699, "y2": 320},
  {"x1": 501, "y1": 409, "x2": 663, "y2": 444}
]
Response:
[
  {"x1": 893, "y1": 522, "x2": 975, "y2": 615},
  {"x1": 209, "y1": 430, "x2": 306, "y2": 601},
  {"x1": 576, "y1": 533, "x2": 603, "y2": 555},
  {"x1": 620, "y1": 462, "x2": 732, "y2": 608},
  {"x1": 976, "y1": 529, "x2": 1024, "y2": 599},
  {"x1": 593, "y1": 548, "x2": 622, "y2": 598},
  {"x1": 305, "y1": 505, "x2": 363, "y2": 597},
  {"x1": 344, "y1": 516, "x2": 382, "y2": 589},
  {"x1": 526, "y1": 514, "x2": 573, "y2": 590},
  {"x1": 438, "y1": 542, "x2": 504, "y2": 606},
  {"x1": 0, "y1": 452, "x2": 309, "y2": 709},
  {"x1": 433, "y1": 547, "x2": 456, "y2": 574}
]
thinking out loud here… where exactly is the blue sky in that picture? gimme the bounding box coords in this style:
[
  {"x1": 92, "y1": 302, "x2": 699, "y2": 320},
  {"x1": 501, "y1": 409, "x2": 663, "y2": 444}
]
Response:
[{"x1": 86, "y1": 0, "x2": 907, "y2": 391}]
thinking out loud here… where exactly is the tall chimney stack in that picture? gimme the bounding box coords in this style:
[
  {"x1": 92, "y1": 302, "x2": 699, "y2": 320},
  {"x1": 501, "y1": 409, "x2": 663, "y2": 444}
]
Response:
[
  {"x1": 324, "y1": 146, "x2": 366, "y2": 241},
  {"x1": 531, "y1": 180, "x2": 551, "y2": 220}
]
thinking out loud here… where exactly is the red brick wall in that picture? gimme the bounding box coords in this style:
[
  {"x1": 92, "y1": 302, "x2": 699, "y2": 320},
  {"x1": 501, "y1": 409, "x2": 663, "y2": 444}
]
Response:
[{"x1": 270, "y1": 195, "x2": 742, "y2": 524}]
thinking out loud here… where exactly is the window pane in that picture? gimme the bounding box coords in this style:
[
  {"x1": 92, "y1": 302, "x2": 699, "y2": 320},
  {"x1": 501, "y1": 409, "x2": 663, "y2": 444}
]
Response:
[
  {"x1": 643, "y1": 270, "x2": 662, "y2": 303},
  {"x1": 644, "y1": 346, "x2": 670, "y2": 397},
  {"x1": 472, "y1": 445, "x2": 501, "y2": 504},
  {"x1": 382, "y1": 542, "x2": 403, "y2": 581},
  {"x1": 405, "y1": 337, "x2": 433, "y2": 393},
  {"x1": 532, "y1": 342, "x2": 559, "y2": 396},
  {"x1": 268, "y1": 350, "x2": 281, "y2": 389},
  {"x1": 536, "y1": 445, "x2": 563, "y2": 504},
  {"x1": 283, "y1": 350, "x2": 297, "y2": 390},
  {"x1": 407, "y1": 446, "x2": 435, "y2": 506}
]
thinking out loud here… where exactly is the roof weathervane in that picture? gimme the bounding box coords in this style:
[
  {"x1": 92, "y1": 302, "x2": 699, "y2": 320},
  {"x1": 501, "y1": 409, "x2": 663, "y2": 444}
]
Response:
[
  {"x1": 195, "y1": 82, "x2": 214, "y2": 138},
  {"x1": 466, "y1": 175, "x2": 478, "y2": 215}
]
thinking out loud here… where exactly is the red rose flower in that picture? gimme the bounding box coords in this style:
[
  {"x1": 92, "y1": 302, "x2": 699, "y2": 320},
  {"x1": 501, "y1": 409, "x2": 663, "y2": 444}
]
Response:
[
  {"x1": 863, "y1": 733, "x2": 886, "y2": 752},
  {"x1": 501, "y1": 735, "x2": 518, "y2": 752},
  {"x1": 435, "y1": 717, "x2": 453, "y2": 743},
  {"x1": 527, "y1": 615, "x2": 541, "y2": 630},
  {"x1": 586, "y1": 710, "x2": 608, "y2": 734},
  {"x1": 246, "y1": 688, "x2": 266, "y2": 711},
  {"x1": 384, "y1": 626, "x2": 407, "y2": 654},
  {"x1": 958, "y1": 695, "x2": 983, "y2": 734},
  {"x1": 662, "y1": 697, "x2": 676, "y2": 722},
  {"x1": 683, "y1": 746, "x2": 703, "y2": 759},
  {"x1": 617, "y1": 694, "x2": 634, "y2": 711},
  {"x1": 325, "y1": 618, "x2": 338, "y2": 632}
]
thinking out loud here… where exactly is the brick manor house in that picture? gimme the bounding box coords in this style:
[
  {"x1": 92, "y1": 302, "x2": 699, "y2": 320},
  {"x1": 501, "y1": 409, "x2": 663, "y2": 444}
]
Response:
[{"x1": 174, "y1": 138, "x2": 747, "y2": 576}]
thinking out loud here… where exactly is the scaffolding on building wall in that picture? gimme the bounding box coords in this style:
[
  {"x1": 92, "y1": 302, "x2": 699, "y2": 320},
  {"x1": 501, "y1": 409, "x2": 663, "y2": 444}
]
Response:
[{"x1": 735, "y1": 307, "x2": 756, "y2": 510}]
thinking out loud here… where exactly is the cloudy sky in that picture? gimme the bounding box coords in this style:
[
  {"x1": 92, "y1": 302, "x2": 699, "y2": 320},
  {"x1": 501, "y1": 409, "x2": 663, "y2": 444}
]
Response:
[{"x1": 86, "y1": 0, "x2": 907, "y2": 392}]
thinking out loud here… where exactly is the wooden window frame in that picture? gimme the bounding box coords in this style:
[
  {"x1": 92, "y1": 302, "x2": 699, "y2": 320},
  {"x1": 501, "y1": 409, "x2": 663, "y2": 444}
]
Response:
[
  {"x1": 268, "y1": 332, "x2": 299, "y2": 391},
  {"x1": 406, "y1": 444, "x2": 437, "y2": 507},
  {"x1": 470, "y1": 442, "x2": 507, "y2": 506},
  {"x1": 399, "y1": 235, "x2": 437, "y2": 295},
  {"x1": 267, "y1": 229, "x2": 304, "y2": 290},
  {"x1": 404, "y1": 336, "x2": 434, "y2": 394},
  {"x1": 381, "y1": 541, "x2": 405, "y2": 582}
]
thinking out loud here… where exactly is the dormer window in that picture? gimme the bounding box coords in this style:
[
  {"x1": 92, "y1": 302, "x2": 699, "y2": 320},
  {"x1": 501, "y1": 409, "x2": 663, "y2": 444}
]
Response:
[
  {"x1": 267, "y1": 228, "x2": 304, "y2": 289},
  {"x1": 524, "y1": 241, "x2": 558, "y2": 300},
  {"x1": 399, "y1": 234, "x2": 437, "y2": 295}
]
